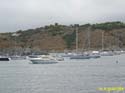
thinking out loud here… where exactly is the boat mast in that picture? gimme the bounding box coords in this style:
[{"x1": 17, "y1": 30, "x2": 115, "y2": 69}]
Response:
[
  {"x1": 12, "y1": 33, "x2": 20, "y2": 56},
  {"x1": 87, "y1": 27, "x2": 91, "y2": 50},
  {"x1": 75, "y1": 27, "x2": 78, "y2": 53},
  {"x1": 101, "y1": 31, "x2": 104, "y2": 51}
]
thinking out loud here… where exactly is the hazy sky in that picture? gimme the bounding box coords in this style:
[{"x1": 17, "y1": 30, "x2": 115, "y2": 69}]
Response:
[{"x1": 0, "y1": 0, "x2": 125, "y2": 32}]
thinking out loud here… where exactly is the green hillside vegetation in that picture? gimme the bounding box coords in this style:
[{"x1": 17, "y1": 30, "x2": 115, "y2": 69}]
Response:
[
  {"x1": 63, "y1": 31, "x2": 76, "y2": 48},
  {"x1": 92, "y1": 21, "x2": 125, "y2": 30}
]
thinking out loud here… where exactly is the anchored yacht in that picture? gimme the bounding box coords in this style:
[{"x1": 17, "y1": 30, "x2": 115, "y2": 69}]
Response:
[{"x1": 28, "y1": 55, "x2": 58, "y2": 64}]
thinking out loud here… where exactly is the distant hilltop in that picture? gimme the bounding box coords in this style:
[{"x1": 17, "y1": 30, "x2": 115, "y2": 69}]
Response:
[{"x1": 0, "y1": 21, "x2": 125, "y2": 51}]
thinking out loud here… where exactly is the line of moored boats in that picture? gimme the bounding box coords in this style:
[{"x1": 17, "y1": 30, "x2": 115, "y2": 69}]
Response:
[{"x1": 0, "y1": 50, "x2": 125, "y2": 64}]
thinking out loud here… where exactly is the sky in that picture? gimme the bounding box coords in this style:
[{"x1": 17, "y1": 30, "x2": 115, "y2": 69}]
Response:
[{"x1": 0, "y1": 0, "x2": 125, "y2": 32}]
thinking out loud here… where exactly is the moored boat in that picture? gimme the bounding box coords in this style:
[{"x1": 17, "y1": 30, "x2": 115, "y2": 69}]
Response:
[
  {"x1": 10, "y1": 55, "x2": 26, "y2": 60},
  {"x1": 70, "y1": 54, "x2": 90, "y2": 59},
  {"x1": 100, "y1": 51, "x2": 114, "y2": 56},
  {"x1": 28, "y1": 55, "x2": 58, "y2": 64},
  {"x1": 0, "y1": 56, "x2": 10, "y2": 61}
]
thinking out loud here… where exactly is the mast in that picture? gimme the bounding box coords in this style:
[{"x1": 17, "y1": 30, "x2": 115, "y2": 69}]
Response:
[
  {"x1": 75, "y1": 27, "x2": 78, "y2": 53},
  {"x1": 101, "y1": 31, "x2": 104, "y2": 51},
  {"x1": 12, "y1": 33, "x2": 20, "y2": 55},
  {"x1": 87, "y1": 27, "x2": 91, "y2": 50}
]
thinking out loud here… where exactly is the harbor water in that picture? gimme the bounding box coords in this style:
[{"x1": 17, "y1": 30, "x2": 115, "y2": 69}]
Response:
[{"x1": 0, "y1": 54, "x2": 125, "y2": 93}]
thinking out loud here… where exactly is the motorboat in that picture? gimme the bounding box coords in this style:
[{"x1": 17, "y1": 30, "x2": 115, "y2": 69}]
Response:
[
  {"x1": 10, "y1": 55, "x2": 26, "y2": 60},
  {"x1": 53, "y1": 56, "x2": 64, "y2": 61},
  {"x1": 0, "y1": 56, "x2": 10, "y2": 61},
  {"x1": 49, "y1": 53, "x2": 64, "y2": 61},
  {"x1": 62, "y1": 52, "x2": 77, "y2": 57},
  {"x1": 28, "y1": 55, "x2": 58, "y2": 64},
  {"x1": 89, "y1": 51, "x2": 101, "y2": 58},
  {"x1": 114, "y1": 50, "x2": 125, "y2": 55},
  {"x1": 89, "y1": 54, "x2": 101, "y2": 58},
  {"x1": 100, "y1": 51, "x2": 114, "y2": 56}
]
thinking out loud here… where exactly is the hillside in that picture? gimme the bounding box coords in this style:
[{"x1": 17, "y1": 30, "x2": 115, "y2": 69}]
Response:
[{"x1": 0, "y1": 21, "x2": 125, "y2": 53}]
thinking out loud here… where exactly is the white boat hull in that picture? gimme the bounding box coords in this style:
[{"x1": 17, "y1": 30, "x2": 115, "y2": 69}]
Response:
[
  {"x1": 28, "y1": 55, "x2": 58, "y2": 64},
  {"x1": 30, "y1": 59, "x2": 58, "y2": 64}
]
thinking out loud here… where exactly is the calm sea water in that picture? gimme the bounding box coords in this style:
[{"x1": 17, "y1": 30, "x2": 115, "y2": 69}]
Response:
[{"x1": 0, "y1": 54, "x2": 125, "y2": 93}]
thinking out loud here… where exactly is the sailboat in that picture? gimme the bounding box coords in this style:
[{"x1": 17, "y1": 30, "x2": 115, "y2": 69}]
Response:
[
  {"x1": 10, "y1": 33, "x2": 26, "y2": 60},
  {"x1": 85, "y1": 27, "x2": 100, "y2": 58},
  {"x1": 100, "y1": 31, "x2": 114, "y2": 56},
  {"x1": 70, "y1": 27, "x2": 91, "y2": 59}
]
